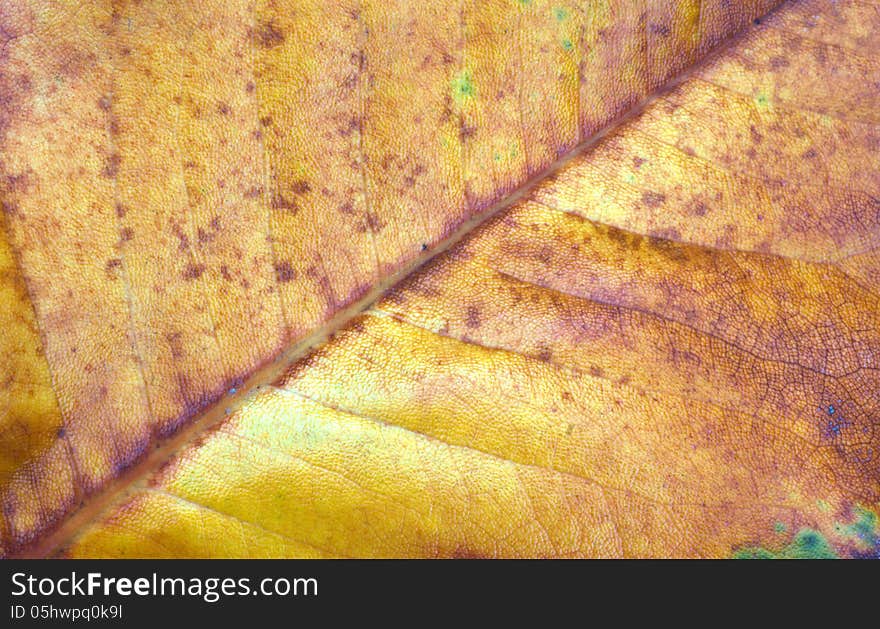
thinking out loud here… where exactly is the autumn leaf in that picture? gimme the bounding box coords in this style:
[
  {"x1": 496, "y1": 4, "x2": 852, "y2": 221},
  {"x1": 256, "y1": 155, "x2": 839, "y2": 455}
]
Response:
[{"x1": 1, "y1": 0, "x2": 878, "y2": 558}]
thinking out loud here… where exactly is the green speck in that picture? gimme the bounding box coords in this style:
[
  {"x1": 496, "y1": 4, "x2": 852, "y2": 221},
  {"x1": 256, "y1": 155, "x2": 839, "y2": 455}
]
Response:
[
  {"x1": 624, "y1": 173, "x2": 636, "y2": 185},
  {"x1": 773, "y1": 522, "x2": 786, "y2": 534},
  {"x1": 817, "y1": 499, "x2": 830, "y2": 512},
  {"x1": 734, "y1": 547, "x2": 776, "y2": 560},
  {"x1": 493, "y1": 152, "x2": 502, "y2": 162},
  {"x1": 554, "y1": 7, "x2": 569, "y2": 21},
  {"x1": 734, "y1": 528, "x2": 838, "y2": 559},
  {"x1": 561, "y1": 38, "x2": 573, "y2": 51},
  {"x1": 754, "y1": 91, "x2": 771, "y2": 109},
  {"x1": 451, "y1": 70, "x2": 476, "y2": 104},
  {"x1": 844, "y1": 506, "x2": 878, "y2": 546}
]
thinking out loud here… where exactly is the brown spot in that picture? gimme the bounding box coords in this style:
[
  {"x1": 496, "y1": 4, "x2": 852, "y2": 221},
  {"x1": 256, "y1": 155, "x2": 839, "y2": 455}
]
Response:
[
  {"x1": 244, "y1": 186, "x2": 262, "y2": 199},
  {"x1": 4, "y1": 172, "x2": 32, "y2": 193},
  {"x1": 749, "y1": 125, "x2": 763, "y2": 144},
  {"x1": 256, "y1": 21, "x2": 285, "y2": 48},
  {"x1": 175, "y1": 230, "x2": 190, "y2": 252},
  {"x1": 350, "y1": 50, "x2": 366, "y2": 72},
  {"x1": 769, "y1": 56, "x2": 789, "y2": 69},
  {"x1": 103, "y1": 153, "x2": 121, "y2": 178},
  {"x1": 649, "y1": 23, "x2": 671, "y2": 37},
  {"x1": 166, "y1": 332, "x2": 184, "y2": 359},
  {"x1": 537, "y1": 347, "x2": 552, "y2": 362},
  {"x1": 217, "y1": 102, "x2": 231, "y2": 116},
  {"x1": 245, "y1": 81, "x2": 255, "y2": 93},
  {"x1": 459, "y1": 121, "x2": 477, "y2": 140},
  {"x1": 220, "y1": 265, "x2": 232, "y2": 281},
  {"x1": 589, "y1": 365, "x2": 604, "y2": 378},
  {"x1": 632, "y1": 156, "x2": 646, "y2": 169},
  {"x1": 274, "y1": 261, "x2": 296, "y2": 283},
  {"x1": 104, "y1": 258, "x2": 122, "y2": 276},
  {"x1": 182, "y1": 263, "x2": 205, "y2": 280},
  {"x1": 271, "y1": 193, "x2": 297, "y2": 213},
  {"x1": 649, "y1": 227, "x2": 681, "y2": 242},
  {"x1": 648, "y1": 236, "x2": 688, "y2": 262},
  {"x1": 120, "y1": 227, "x2": 134, "y2": 242},
  {"x1": 338, "y1": 203, "x2": 356, "y2": 215},
  {"x1": 641, "y1": 191, "x2": 666, "y2": 207},
  {"x1": 690, "y1": 201, "x2": 709, "y2": 217},
  {"x1": 339, "y1": 117, "x2": 361, "y2": 136},
  {"x1": 465, "y1": 306, "x2": 481, "y2": 329},
  {"x1": 196, "y1": 228, "x2": 212, "y2": 244},
  {"x1": 291, "y1": 180, "x2": 311, "y2": 195},
  {"x1": 115, "y1": 202, "x2": 127, "y2": 218},
  {"x1": 97, "y1": 95, "x2": 112, "y2": 111},
  {"x1": 259, "y1": 115, "x2": 273, "y2": 127},
  {"x1": 363, "y1": 212, "x2": 384, "y2": 233},
  {"x1": 803, "y1": 148, "x2": 818, "y2": 159},
  {"x1": 605, "y1": 225, "x2": 643, "y2": 250}
]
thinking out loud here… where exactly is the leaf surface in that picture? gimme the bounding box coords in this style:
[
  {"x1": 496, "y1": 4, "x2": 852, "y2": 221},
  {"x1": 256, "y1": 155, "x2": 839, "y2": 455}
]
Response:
[{"x1": 4, "y1": 0, "x2": 879, "y2": 557}]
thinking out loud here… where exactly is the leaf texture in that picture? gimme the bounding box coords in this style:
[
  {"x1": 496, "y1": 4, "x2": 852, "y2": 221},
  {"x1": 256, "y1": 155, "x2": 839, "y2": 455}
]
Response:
[
  {"x1": 21, "y1": 0, "x2": 875, "y2": 558},
  {"x1": 0, "y1": 0, "x2": 786, "y2": 555}
]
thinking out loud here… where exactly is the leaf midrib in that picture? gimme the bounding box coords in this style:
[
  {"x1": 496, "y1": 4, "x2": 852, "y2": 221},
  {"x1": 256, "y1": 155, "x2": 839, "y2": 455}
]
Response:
[{"x1": 16, "y1": 13, "x2": 779, "y2": 558}]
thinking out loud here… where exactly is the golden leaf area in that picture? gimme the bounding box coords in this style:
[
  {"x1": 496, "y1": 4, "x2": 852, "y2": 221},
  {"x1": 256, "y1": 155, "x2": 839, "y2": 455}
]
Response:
[{"x1": 1, "y1": 0, "x2": 878, "y2": 558}]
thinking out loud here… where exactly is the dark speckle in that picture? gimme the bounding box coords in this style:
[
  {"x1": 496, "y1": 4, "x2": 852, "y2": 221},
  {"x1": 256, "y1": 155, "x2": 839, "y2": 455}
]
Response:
[
  {"x1": 103, "y1": 153, "x2": 121, "y2": 178},
  {"x1": 641, "y1": 191, "x2": 666, "y2": 207},
  {"x1": 274, "y1": 261, "x2": 296, "y2": 283},
  {"x1": 271, "y1": 193, "x2": 297, "y2": 213},
  {"x1": 649, "y1": 23, "x2": 671, "y2": 37},
  {"x1": 360, "y1": 212, "x2": 385, "y2": 233},
  {"x1": 256, "y1": 21, "x2": 285, "y2": 48},
  {"x1": 769, "y1": 56, "x2": 789, "y2": 69},
  {"x1": 465, "y1": 306, "x2": 481, "y2": 329},
  {"x1": 459, "y1": 121, "x2": 477, "y2": 141},
  {"x1": 217, "y1": 102, "x2": 231, "y2": 116},
  {"x1": 105, "y1": 258, "x2": 122, "y2": 276},
  {"x1": 749, "y1": 125, "x2": 763, "y2": 144},
  {"x1": 182, "y1": 263, "x2": 205, "y2": 280},
  {"x1": 291, "y1": 180, "x2": 311, "y2": 194},
  {"x1": 691, "y1": 201, "x2": 709, "y2": 217}
]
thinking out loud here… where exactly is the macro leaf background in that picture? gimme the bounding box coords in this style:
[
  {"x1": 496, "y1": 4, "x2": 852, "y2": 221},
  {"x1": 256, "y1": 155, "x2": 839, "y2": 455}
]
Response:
[{"x1": 1, "y1": 0, "x2": 878, "y2": 557}]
